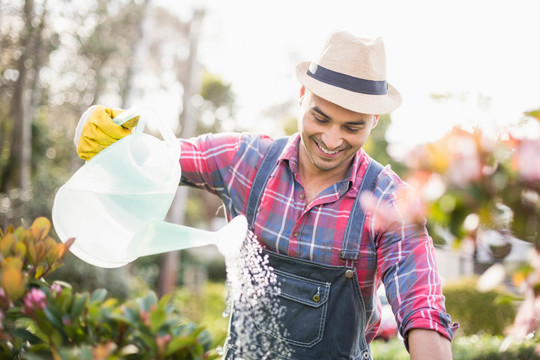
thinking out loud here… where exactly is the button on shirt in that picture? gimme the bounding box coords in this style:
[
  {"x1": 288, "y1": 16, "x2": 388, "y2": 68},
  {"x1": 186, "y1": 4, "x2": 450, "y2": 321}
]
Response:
[{"x1": 179, "y1": 132, "x2": 457, "y2": 344}]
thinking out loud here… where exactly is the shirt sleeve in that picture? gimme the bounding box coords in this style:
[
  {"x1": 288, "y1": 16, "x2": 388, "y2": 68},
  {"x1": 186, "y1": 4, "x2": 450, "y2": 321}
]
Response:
[
  {"x1": 373, "y1": 169, "x2": 459, "y2": 344},
  {"x1": 179, "y1": 132, "x2": 243, "y2": 195},
  {"x1": 178, "y1": 132, "x2": 273, "y2": 218}
]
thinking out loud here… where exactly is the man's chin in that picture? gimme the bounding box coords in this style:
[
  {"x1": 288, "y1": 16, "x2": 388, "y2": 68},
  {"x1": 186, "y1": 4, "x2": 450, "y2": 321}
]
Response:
[{"x1": 312, "y1": 158, "x2": 341, "y2": 172}]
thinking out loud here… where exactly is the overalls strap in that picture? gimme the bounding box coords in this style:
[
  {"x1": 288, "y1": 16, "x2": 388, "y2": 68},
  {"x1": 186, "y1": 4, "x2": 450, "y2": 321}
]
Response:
[
  {"x1": 246, "y1": 137, "x2": 289, "y2": 229},
  {"x1": 340, "y1": 159, "x2": 384, "y2": 261}
]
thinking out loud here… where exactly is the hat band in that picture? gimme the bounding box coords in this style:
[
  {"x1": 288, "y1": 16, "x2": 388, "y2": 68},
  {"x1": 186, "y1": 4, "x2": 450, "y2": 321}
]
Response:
[{"x1": 307, "y1": 64, "x2": 388, "y2": 95}]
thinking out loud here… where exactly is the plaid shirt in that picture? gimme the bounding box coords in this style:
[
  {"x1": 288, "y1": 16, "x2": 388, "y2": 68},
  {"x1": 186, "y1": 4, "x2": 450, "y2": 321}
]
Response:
[{"x1": 179, "y1": 132, "x2": 457, "y2": 344}]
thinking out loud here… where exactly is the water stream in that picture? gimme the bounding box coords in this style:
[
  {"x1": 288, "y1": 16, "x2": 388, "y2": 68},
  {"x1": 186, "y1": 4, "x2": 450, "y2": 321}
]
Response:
[{"x1": 219, "y1": 231, "x2": 293, "y2": 359}]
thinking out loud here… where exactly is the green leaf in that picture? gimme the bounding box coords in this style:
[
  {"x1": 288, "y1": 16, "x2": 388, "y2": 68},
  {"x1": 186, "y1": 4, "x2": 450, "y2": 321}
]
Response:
[
  {"x1": 24, "y1": 345, "x2": 54, "y2": 360},
  {"x1": 167, "y1": 336, "x2": 197, "y2": 355},
  {"x1": 139, "y1": 291, "x2": 158, "y2": 312},
  {"x1": 197, "y1": 328, "x2": 213, "y2": 349},
  {"x1": 13, "y1": 328, "x2": 43, "y2": 345},
  {"x1": 34, "y1": 265, "x2": 44, "y2": 279},
  {"x1": 70, "y1": 293, "x2": 89, "y2": 319},
  {"x1": 57, "y1": 288, "x2": 73, "y2": 313},
  {"x1": 150, "y1": 306, "x2": 167, "y2": 333},
  {"x1": 108, "y1": 312, "x2": 132, "y2": 325},
  {"x1": 134, "y1": 331, "x2": 157, "y2": 349},
  {"x1": 525, "y1": 109, "x2": 540, "y2": 121},
  {"x1": 43, "y1": 307, "x2": 66, "y2": 335},
  {"x1": 13, "y1": 241, "x2": 27, "y2": 258},
  {"x1": 90, "y1": 288, "x2": 107, "y2": 303},
  {"x1": 122, "y1": 307, "x2": 139, "y2": 325},
  {"x1": 205, "y1": 354, "x2": 222, "y2": 360},
  {"x1": 0, "y1": 233, "x2": 15, "y2": 257},
  {"x1": 30, "y1": 217, "x2": 51, "y2": 242},
  {"x1": 158, "y1": 293, "x2": 172, "y2": 307}
]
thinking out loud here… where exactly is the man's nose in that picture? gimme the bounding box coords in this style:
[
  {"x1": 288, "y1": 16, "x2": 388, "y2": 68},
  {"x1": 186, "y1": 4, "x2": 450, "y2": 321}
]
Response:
[{"x1": 321, "y1": 126, "x2": 343, "y2": 150}]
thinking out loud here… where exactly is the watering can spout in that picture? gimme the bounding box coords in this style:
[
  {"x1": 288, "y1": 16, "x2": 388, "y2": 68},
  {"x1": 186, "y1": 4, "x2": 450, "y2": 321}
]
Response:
[{"x1": 128, "y1": 215, "x2": 248, "y2": 259}]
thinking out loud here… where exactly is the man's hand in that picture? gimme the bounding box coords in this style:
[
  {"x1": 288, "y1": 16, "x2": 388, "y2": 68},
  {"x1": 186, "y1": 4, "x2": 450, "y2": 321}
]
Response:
[
  {"x1": 75, "y1": 105, "x2": 139, "y2": 161},
  {"x1": 408, "y1": 329, "x2": 453, "y2": 360}
]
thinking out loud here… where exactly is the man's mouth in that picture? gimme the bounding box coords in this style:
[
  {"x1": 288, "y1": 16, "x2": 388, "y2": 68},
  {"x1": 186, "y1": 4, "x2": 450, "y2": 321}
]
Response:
[{"x1": 319, "y1": 145, "x2": 339, "y2": 155}]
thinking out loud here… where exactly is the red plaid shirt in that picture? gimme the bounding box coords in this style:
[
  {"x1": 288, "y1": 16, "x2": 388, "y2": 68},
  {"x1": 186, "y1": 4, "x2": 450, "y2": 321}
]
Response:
[{"x1": 179, "y1": 132, "x2": 458, "y2": 344}]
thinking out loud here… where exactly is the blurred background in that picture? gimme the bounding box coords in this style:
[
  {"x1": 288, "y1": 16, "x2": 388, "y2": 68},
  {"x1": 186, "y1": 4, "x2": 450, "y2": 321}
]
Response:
[{"x1": 1, "y1": 0, "x2": 540, "y2": 358}]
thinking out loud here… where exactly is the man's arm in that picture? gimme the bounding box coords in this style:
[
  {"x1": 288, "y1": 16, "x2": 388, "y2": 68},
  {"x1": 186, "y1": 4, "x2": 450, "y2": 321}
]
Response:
[{"x1": 408, "y1": 329, "x2": 453, "y2": 360}]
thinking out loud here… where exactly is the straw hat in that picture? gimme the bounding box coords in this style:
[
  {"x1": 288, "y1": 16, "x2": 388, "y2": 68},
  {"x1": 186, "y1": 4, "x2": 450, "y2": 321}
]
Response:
[{"x1": 296, "y1": 31, "x2": 402, "y2": 115}]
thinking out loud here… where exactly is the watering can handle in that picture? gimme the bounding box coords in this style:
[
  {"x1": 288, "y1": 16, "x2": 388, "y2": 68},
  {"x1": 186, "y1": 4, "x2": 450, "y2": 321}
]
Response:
[{"x1": 112, "y1": 107, "x2": 180, "y2": 160}]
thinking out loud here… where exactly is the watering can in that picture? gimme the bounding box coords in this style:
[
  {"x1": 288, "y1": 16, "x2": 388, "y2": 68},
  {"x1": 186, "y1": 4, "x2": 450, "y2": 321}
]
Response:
[{"x1": 52, "y1": 108, "x2": 248, "y2": 268}]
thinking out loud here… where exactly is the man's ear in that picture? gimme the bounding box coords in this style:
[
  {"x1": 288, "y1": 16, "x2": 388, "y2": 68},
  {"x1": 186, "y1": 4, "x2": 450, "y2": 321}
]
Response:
[
  {"x1": 372, "y1": 115, "x2": 380, "y2": 128},
  {"x1": 299, "y1": 85, "x2": 306, "y2": 106}
]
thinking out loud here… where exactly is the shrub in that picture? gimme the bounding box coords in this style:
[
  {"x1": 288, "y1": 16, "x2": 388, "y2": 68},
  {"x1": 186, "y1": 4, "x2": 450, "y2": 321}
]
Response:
[
  {"x1": 0, "y1": 217, "x2": 220, "y2": 359},
  {"x1": 452, "y1": 334, "x2": 540, "y2": 360},
  {"x1": 371, "y1": 335, "x2": 540, "y2": 360},
  {"x1": 444, "y1": 277, "x2": 517, "y2": 336}
]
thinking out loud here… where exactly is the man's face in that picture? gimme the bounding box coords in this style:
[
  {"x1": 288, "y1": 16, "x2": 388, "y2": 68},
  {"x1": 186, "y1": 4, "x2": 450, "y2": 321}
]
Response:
[{"x1": 298, "y1": 88, "x2": 378, "y2": 178}]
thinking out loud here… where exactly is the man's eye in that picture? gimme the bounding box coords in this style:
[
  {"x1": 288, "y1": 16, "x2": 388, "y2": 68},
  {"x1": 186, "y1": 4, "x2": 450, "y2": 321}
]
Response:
[
  {"x1": 314, "y1": 115, "x2": 327, "y2": 123},
  {"x1": 345, "y1": 126, "x2": 360, "y2": 133}
]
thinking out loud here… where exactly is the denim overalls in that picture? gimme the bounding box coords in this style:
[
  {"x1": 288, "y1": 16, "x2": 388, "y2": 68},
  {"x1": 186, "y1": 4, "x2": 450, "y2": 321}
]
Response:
[{"x1": 224, "y1": 138, "x2": 383, "y2": 360}]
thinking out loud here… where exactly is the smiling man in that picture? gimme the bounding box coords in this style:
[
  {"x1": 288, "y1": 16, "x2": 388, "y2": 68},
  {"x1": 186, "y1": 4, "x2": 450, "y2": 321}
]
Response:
[
  {"x1": 75, "y1": 31, "x2": 458, "y2": 359},
  {"x1": 297, "y1": 88, "x2": 380, "y2": 204}
]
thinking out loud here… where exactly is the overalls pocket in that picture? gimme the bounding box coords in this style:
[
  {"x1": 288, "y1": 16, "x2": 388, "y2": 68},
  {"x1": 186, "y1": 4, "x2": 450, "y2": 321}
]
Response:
[{"x1": 255, "y1": 268, "x2": 331, "y2": 347}]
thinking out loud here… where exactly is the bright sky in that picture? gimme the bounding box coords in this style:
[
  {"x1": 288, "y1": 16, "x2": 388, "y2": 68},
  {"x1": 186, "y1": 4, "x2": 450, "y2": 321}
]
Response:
[{"x1": 156, "y1": 0, "x2": 540, "y2": 145}]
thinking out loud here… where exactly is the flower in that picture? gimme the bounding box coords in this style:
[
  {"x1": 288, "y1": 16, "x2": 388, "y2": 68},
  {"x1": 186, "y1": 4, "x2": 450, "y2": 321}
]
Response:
[
  {"x1": 50, "y1": 282, "x2": 62, "y2": 297},
  {"x1": 360, "y1": 184, "x2": 427, "y2": 232},
  {"x1": 156, "y1": 334, "x2": 172, "y2": 357},
  {"x1": 513, "y1": 138, "x2": 540, "y2": 182},
  {"x1": 22, "y1": 288, "x2": 47, "y2": 317}
]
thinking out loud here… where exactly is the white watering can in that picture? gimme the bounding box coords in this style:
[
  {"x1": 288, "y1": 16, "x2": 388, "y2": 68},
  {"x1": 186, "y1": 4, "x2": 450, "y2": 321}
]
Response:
[{"x1": 52, "y1": 108, "x2": 247, "y2": 268}]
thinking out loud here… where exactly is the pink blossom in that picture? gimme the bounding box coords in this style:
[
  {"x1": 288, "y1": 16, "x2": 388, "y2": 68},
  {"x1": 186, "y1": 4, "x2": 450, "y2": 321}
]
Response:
[
  {"x1": 50, "y1": 283, "x2": 62, "y2": 297},
  {"x1": 22, "y1": 288, "x2": 47, "y2": 317},
  {"x1": 156, "y1": 334, "x2": 172, "y2": 357},
  {"x1": 515, "y1": 139, "x2": 540, "y2": 182},
  {"x1": 360, "y1": 185, "x2": 427, "y2": 232},
  {"x1": 506, "y1": 251, "x2": 540, "y2": 343},
  {"x1": 446, "y1": 133, "x2": 483, "y2": 187}
]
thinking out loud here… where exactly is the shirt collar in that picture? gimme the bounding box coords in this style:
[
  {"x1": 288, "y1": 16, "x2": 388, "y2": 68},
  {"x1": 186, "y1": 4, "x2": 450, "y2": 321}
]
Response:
[
  {"x1": 278, "y1": 133, "x2": 301, "y2": 174},
  {"x1": 279, "y1": 133, "x2": 370, "y2": 192}
]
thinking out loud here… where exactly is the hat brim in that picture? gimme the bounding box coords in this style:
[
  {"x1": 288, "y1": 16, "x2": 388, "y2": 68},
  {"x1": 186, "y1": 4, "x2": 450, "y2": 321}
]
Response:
[{"x1": 295, "y1": 62, "x2": 402, "y2": 115}]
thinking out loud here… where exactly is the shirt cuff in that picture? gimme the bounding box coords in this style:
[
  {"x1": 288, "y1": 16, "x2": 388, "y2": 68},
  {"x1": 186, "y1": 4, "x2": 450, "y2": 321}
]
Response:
[{"x1": 401, "y1": 310, "x2": 460, "y2": 350}]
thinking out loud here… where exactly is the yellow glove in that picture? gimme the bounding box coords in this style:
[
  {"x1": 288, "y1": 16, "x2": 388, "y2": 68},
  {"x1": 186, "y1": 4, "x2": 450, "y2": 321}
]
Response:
[{"x1": 76, "y1": 106, "x2": 139, "y2": 161}]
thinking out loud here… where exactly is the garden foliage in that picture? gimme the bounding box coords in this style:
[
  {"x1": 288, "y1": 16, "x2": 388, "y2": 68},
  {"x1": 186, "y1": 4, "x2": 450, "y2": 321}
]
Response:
[
  {"x1": 443, "y1": 277, "x2": 517, "y2": 336},
  {"x1": 0, "y1": 218, "x2": 220, "y2": 360}
]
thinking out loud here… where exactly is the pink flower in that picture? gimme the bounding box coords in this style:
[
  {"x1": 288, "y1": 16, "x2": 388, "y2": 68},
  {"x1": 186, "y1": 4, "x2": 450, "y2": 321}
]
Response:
[
  {"x1": 22, "y1": 288, "x2": 47, "y2": 317},
  {"x1": 515, "y1": 139, "x2": 540, "y2": 182},
  {"x1": 50, "y1": 283, "x2": 62, "y2": 297},
  {"x1": 360, "y1": 185, "x2": 427, "y2": 232},
  {"x1": 156, "y1": 334, "x2": 172, "y2": 357}
]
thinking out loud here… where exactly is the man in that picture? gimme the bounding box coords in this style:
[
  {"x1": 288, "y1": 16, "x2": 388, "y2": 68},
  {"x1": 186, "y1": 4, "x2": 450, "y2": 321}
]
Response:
[{"x1": 76, "y1": 31, "x2": 457, "y2": 359}]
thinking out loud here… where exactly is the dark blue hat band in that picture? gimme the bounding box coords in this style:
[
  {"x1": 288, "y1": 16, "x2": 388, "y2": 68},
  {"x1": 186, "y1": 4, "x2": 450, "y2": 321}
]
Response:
[{"x1": 307, "y1": 64, "x2": 388, "y2": 95}]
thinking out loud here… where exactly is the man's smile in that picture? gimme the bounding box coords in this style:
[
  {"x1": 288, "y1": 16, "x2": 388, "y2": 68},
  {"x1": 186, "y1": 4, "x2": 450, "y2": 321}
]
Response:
[{"x1": 314, "y1": 139, "x2": 345, "y2": 157}]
